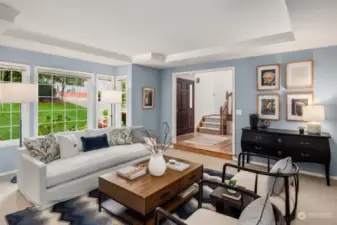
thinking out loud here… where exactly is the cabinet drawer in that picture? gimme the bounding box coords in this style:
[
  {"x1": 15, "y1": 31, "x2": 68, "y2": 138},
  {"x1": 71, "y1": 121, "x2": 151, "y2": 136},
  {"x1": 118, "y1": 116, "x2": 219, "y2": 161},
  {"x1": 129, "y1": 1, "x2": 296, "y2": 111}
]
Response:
[
  {"x1": 242, "y1": 132, "x2": 279, "y2": 145},
  {"x1": 291, "y1": 149, "x2": 326, "y2": 163},
  {"x1": 179, "y1": 167, "x2": 203, "y2": 191},
  {"x1": 146, "y1": 181, "x2": 179, "y2": 213},
  {"x1": 282, "y1": 136, "x2": 328, "y2": 150}
]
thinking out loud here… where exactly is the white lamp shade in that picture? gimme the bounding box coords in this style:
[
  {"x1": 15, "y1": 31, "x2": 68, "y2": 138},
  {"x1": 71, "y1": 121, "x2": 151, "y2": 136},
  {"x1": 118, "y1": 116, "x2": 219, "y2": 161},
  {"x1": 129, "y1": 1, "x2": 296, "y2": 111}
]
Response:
[
  {"x1": 0, "y1": 83, "x2": 38, "y2": 103},
  {"x1": 100, "y1": 90, "x2": 122, "y2": 104},
  {"x1": 302, "y1": 105, "x2": 325, "y2": 122}
]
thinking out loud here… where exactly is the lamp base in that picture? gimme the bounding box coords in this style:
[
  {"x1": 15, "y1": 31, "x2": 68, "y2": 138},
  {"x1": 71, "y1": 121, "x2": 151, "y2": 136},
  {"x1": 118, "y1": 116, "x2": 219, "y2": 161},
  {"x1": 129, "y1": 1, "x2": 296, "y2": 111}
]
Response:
[{"x1": 307, "y1": 122, "x2": 321, "y2": 135}]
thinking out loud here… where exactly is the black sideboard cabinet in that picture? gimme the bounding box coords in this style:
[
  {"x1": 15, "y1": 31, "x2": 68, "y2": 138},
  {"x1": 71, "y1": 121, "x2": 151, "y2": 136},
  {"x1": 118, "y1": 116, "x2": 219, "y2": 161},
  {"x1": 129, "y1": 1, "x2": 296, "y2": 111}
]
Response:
[{"x1": 241, "y1": 127, "x2": 331, "y2": 185}]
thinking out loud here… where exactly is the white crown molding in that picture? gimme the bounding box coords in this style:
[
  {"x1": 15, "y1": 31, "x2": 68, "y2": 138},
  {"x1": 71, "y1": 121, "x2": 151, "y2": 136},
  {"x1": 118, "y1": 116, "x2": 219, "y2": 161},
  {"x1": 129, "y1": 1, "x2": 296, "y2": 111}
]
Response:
[{"x1": 3, "y1": 27, "x2": 132, "y2": 63}]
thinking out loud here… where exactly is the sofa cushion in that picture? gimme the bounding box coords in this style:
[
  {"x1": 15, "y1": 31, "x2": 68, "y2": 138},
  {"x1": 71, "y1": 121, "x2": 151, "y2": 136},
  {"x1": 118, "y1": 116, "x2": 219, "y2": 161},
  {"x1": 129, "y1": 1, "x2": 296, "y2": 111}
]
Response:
[
  {"x1": 55, "y1": 130, "x2": 87, "y2": 152},
  {"x1": 81, "y1": 134, "x2": 110, "y2": 152},
  {"x1": 109, "y1": 127, "x2": 133, "y2": 145},
  {"x1": 58, "y1": 134, "x2": 79, "y2": 159},
  {"x1": 231, "y1": 171, "x2": 295, "y2": 216},
  {"x1": 87, "y1": 127, "x2": 111, "y2": 143},
  {"x1": 24, "y1": 134, "x2": 60, "y2": 164},
  {"x1": 185, "y1": 208, "x2": 237, "y2": 225},
  {"x1": 130, "y1": 126, "x2": 145, "y2": 143},
  {"x1": 46, "y1": 143, "x2": 150, "y2": 188}
]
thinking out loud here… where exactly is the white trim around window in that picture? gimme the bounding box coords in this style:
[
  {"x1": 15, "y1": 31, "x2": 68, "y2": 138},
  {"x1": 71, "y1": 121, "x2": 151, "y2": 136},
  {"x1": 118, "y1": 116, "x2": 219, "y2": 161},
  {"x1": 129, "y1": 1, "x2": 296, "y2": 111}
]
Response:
[
  {"x1": 33, "y1": 66, "x2": 94, "y2": 136},
  {"x1": 0, "y1": 61, "x2": 31, "y2": 147}
]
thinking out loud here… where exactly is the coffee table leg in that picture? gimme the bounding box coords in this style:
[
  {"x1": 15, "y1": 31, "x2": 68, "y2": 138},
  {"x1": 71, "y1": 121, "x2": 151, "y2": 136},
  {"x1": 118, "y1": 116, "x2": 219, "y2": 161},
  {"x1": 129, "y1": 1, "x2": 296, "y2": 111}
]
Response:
[{"x1": 98, "y1": 190, "x2": 102, "y2": 212}]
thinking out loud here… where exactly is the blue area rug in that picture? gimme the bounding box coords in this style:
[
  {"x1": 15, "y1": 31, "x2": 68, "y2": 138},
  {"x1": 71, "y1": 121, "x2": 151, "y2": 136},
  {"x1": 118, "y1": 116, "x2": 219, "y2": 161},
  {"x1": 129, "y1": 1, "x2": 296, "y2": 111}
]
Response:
[{"x1": 6, "y1": 168, "x2": 231, "y2": 225}]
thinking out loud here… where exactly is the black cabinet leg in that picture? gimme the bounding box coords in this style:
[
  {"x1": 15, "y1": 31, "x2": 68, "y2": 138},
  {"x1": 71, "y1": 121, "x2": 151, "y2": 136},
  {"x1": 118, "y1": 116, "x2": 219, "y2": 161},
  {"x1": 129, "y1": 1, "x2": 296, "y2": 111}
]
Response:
[
  {"x1": 98, "y1": 190, "x2": 102, "y2": 212},
  {"x1": 246, "y1": 154, "x2": 250, "y2": 164},
  {"x1": 325, "y1": 164, "x2": 330, "y2": 186}
]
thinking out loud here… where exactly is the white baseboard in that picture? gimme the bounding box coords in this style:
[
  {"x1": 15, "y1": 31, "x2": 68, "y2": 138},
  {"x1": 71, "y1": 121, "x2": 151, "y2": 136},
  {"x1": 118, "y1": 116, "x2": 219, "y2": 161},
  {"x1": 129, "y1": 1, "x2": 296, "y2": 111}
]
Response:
[
  {"x1": 232, "y1": 157, "x2": 337, "y2": 181},
  {"x1": 0, "y1": 170, "x2": 16, "y2": 178}
]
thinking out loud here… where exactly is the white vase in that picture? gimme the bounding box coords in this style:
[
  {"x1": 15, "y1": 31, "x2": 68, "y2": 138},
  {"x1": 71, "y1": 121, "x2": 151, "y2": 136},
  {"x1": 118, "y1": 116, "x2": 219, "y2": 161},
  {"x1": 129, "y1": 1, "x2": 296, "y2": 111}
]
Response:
[{"x1": 148, "y1": 153, "x2": 167, "y2": 176}]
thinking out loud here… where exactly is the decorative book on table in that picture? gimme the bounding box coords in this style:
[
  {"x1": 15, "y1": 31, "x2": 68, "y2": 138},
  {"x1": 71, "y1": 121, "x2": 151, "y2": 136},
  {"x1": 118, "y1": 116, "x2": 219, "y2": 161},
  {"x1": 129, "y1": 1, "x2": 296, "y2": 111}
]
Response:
[
  {"x1": 222, "y1": 188, "x2": 242, "y2": 201},
  {"x1": 117, "y1": 166, "x2": 146, "y2": 180},
  {"x1": 167, "y1": 161, "x2": 190, "y2": 171}
]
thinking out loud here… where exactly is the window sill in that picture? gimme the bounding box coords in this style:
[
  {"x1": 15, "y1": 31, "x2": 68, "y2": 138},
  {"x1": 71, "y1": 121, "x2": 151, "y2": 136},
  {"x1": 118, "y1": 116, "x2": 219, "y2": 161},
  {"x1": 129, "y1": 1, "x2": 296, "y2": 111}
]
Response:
[{"x1": 0, "y1": 140, "x2": 20, "y2": 148}]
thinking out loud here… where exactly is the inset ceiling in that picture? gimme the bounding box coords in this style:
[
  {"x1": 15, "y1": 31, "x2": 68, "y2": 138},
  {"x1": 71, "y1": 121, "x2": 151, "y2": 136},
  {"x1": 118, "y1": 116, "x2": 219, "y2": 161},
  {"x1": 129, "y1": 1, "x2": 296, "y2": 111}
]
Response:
[{"x1": 0, "y1": 0, "x2": 337, "y2": 68}]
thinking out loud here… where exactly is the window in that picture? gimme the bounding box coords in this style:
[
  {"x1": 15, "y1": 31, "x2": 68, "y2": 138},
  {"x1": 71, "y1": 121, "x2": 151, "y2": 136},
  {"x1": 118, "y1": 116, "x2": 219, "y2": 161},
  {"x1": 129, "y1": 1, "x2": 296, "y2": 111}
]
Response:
[
  {"x1": 37, "y1": 71, "x2": 90, "y2": 135},
  {"x1": 0, "y1": 69, "x2": 22, "y2": 141},
  {"x1": 96, "y1": 75, "x2": 113, "y2": 128},
  {"x1": 116, "y1": 76, "x2": 127, "y2": 126}
]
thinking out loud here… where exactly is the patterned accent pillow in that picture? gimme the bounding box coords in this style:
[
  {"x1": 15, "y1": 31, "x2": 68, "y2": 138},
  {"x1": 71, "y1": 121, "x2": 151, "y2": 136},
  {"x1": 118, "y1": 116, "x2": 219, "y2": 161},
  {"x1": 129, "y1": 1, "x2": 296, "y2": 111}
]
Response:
[
  {"x1": 268, "y1": 157, "x2": 293, "y2": 195},
  {"x1": 24, "y1": 134, "x2": 60, "y2": 164},
  {"x1": 238, "y1": 197, "x2": 276, "y2": 225},
  {"x1": 109, "y1": 127, "x2": 133, "y2": 146}
]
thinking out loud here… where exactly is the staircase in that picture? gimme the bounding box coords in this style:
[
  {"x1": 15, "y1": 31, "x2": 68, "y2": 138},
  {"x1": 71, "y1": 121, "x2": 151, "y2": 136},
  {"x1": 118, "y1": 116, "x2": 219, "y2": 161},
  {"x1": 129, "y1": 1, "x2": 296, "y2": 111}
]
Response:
[{"x1": 197, "y1": 91, "x2": 233, "y2": 135}]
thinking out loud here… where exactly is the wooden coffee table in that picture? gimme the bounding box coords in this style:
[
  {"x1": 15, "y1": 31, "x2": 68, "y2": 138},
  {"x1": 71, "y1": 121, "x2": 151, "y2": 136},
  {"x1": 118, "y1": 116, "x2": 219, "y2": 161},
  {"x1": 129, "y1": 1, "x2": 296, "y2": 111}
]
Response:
[{"x1": 98, "y1": 157, "x2": 203, "y2": 225}]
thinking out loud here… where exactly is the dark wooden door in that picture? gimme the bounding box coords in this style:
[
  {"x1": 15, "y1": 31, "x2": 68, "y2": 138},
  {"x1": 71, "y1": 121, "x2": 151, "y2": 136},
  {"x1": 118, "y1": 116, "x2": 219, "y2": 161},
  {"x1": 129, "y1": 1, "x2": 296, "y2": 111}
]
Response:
[{"x1": 176, "y1": 78, "x2": 194, "y2": 136}]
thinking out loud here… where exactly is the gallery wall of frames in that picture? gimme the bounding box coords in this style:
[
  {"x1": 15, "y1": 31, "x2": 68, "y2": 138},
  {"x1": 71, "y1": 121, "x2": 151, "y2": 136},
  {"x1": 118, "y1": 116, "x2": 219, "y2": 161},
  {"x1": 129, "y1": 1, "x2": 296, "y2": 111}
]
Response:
[{"x1": 256, "y1": 60, "x2": 314, "y2": 121}]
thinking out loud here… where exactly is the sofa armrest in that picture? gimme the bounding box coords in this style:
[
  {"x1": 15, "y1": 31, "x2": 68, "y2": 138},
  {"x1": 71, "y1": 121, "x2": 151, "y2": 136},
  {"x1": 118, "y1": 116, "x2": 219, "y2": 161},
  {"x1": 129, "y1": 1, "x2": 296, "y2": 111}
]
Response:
[{"x1": 17, "y1": 152, "x2": 46, "y2": 205}]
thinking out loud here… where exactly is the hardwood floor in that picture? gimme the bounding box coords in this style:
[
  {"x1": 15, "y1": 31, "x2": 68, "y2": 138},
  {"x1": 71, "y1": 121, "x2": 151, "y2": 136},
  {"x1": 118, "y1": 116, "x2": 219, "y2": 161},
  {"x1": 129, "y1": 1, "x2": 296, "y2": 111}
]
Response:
[{"x1": 173, "y1": 132, "x2": 233, "y2": 159}]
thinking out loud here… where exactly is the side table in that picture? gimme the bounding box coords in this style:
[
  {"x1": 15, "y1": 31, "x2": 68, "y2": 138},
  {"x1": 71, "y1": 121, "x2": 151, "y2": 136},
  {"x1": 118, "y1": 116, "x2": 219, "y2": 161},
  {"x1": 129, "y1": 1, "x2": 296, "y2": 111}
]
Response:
[{"x1": 210, "y1": 186, "x2": 253, "y2": 219}]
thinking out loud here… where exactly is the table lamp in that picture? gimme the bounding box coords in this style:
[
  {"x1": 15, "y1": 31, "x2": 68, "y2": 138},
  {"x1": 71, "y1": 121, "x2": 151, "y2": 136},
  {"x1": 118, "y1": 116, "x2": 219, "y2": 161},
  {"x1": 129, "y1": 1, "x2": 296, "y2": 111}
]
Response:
[
  {"x1": 302, "y1": 105, "x2": 325, "y2": 134},
  {"x1": 0, "y1": 83, "x2": 38, "y2": 146},
  {"x1": 100, "y1": 90, "x2": 122, "y2": 126}
]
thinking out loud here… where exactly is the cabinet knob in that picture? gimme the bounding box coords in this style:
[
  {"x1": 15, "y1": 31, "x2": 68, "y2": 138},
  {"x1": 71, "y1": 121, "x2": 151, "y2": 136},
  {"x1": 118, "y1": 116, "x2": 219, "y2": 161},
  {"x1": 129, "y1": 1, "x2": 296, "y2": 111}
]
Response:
[
  {"x1": 277, "y1": 150, "x2": 282, "y2": 156},
  {"x1": 254, "y1": 146, "x2": 262, "y2": 150},
  {"x1": 255, "y1": 136, "x2": 262, "y2": 140},
  {"x1": 277, "y1": 138, "x2": 282, "y2": 143},
  {"x1": 300, "y1": 141, "x2": 311, "y2": 145},
  {"x1": 301, "y1": 153, "x2": 310, "y2": 157}
]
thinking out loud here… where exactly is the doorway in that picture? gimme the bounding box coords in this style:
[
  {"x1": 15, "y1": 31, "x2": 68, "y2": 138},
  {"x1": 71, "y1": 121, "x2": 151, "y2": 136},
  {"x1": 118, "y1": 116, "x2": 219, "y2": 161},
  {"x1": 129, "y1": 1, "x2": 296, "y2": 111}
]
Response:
[
  {"x1": 176, "y1": 78, "x2": 195, "y2": 136},
  {"x1": 172, "y1": 67, "x2": 235, "y2": 159}
]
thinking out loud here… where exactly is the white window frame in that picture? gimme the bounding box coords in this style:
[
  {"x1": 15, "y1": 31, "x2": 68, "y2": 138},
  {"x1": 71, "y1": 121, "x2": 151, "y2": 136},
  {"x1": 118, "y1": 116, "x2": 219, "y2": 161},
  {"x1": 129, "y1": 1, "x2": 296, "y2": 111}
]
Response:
[
  {"x1": 116, "y1": 75, "x2": 128, "y2": 126},
  {"x1": 34, "y1": 66, "x2": 94, "y2": 136},
  {"x1": 96, "y1": 74, "x2": 114, "y2": 128},
  {"x1": 0, "y1": 61, "x2": 31, "y2": 147}
]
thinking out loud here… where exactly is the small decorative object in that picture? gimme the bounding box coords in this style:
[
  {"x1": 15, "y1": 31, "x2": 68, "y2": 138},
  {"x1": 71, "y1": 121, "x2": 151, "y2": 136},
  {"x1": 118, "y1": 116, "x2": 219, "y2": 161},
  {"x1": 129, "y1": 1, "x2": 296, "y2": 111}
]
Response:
[
  {"x1": 256, "y1": 94, "x2": 280, "y2": 120},
  {"x1": 169, "y1": 159, "x2": 177, "y2": 164},
  {"x1": 140, "y1": 122, "x2": 172, "y2": 176},
  {"x1": 256, "y1": 64, "x2": 280, "y2": 90},
  {"x1": 142, "y1": 87, "x2": 155, "y2": 109},
  {"x1": 286, "y1": 60, "x2": 314, "y2": 90},
  {"x1": 228, "y1": 180, "x2": 238, "y2": 194},
  {"x1": 249, "y1": 113, "x2": 259, "y2": 129},
  {"x1": 298, "y1": 127, "x2": 305, "y2": 134},
  {"x1": 302, "y1": 105, "x2": 325, "y2": 134},
  {"x1": 286, "y1": 93, "x2": 314, "y2": 121},
  {"x1": 258, "y1": 119, "x2": 271, "y2": 129}
]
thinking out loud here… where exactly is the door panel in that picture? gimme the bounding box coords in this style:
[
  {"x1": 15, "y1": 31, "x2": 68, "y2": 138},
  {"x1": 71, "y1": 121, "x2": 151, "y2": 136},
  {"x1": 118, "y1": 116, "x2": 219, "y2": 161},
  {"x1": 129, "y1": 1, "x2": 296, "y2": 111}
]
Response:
[{"x1": 176, "y1": 78, "x2": 194, "y2": 136}]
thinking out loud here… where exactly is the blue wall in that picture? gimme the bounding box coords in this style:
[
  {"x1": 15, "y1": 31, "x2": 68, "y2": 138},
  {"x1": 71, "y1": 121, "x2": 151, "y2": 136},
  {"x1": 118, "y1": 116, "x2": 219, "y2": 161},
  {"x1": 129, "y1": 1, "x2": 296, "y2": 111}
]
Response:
[
  {"x1": 131, "y1": 65, "x2": 162, "y2": 135},
  {"x1": 0, "y1": 46, "x2": 122, "y2": 173},
  {"x1": 159, "y1": 46, "x2": 337, "y2": 176}
]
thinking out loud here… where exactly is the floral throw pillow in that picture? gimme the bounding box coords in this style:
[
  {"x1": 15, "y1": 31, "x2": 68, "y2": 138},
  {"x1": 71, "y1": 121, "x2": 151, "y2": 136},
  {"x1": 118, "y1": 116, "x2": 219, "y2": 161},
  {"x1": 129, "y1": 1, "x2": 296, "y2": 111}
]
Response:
[
  {"x1": 110, "y1": 127, "x2": 133, "y2": 146},
  {"x1": 24, "y1": 134, "x2": 60, "y2": 164}
]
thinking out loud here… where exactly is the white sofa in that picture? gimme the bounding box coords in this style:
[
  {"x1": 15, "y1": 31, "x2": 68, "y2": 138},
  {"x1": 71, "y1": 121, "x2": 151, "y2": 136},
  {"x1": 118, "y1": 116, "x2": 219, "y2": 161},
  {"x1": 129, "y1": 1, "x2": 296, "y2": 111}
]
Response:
[{"x1": 17, "y1": 127, "x2": 150, "y2": 210}]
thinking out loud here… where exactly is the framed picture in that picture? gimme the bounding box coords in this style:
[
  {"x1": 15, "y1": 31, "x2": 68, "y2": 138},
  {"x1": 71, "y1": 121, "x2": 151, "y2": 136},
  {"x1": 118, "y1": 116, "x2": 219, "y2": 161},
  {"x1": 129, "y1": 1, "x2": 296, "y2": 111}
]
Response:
[
  {"x1": 286, "y1": 60, "x2": 314, "y2": 90},
  {"x1": 256, "y1": 94, "x2": 280, "y2": 120},
  {"x1": 286, "y1": 93, "x2": 314, "y2": 121},
  {"x1": 257, "y1": 64, "x2": 280, "y2": 90},
  {"x1": 142, "y1": 87, "x2": 155, "y2": 109}
]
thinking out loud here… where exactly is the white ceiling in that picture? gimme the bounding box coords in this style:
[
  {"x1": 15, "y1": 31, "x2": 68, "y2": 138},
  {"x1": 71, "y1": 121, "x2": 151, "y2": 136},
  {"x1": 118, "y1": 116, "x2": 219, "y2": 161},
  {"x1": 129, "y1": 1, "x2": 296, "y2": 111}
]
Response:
[{"x1": 0, "y1": 0, "x2": 337, "y2": 68}]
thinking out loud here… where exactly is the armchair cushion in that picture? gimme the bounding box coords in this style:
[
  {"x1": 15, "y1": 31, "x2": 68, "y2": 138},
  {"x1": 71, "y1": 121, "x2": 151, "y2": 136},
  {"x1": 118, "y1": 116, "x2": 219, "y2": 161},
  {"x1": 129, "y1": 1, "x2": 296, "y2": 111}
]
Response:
[
  {"x1": 238, "y1": 197, "x2": 275, "y2": 225},
  {"x1": 268, "y1": 157, "x2": 293, "y2": 195},
  {"x1": 231, "y1": 171, "x2": 295, "y2": 216},
  {"x1": 185, "y1": 208, "x2": 237, "y2": 225}
]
